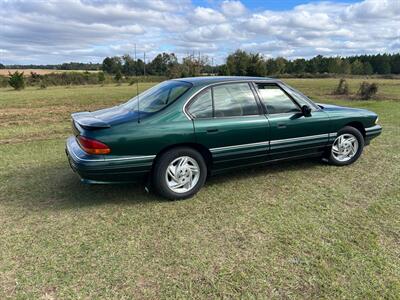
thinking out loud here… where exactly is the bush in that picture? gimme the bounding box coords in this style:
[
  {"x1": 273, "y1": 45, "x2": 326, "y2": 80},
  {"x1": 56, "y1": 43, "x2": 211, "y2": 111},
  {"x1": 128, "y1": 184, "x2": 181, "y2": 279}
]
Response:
[
  {"x1": 8, "y1": 71, "x2": 25, "y2": 90},
  {"x1": 333, "y1": 78, "x2": 349, "y2": 95},
  {"x1": 358, "y1": 82, "x2": 378, "y2": 100},
  {"x1": 39, "y1": 81, "x2": 47, "y2": 89},
  {"x1": 97, "y1": 71, "x2": 105, "y2": 84},
  {"x1": 0, "y1": 76, "x2": 8, "y2": 88}
]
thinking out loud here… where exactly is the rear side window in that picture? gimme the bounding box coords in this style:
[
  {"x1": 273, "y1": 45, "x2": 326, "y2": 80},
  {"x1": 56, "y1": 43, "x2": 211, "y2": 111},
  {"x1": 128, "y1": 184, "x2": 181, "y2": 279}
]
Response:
[
  {"x1": 257, "y1": 84, "x2": 300, "y2": 114},
  {"x1": 188, "y1": 89, "x2": 213, "y2": 119},
  {"x1": 188, "y1": 83, "x2": 260, "y2": 119},
  {"x1": 213, "y1": 83, "x2": 259, "y2": 117}
]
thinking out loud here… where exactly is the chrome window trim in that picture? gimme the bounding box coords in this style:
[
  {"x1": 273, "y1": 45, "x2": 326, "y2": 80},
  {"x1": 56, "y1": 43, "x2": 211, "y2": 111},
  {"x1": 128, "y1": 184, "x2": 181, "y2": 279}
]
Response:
[{"x1": 182, "y1": 80, "x2": 276, "y2": 120}]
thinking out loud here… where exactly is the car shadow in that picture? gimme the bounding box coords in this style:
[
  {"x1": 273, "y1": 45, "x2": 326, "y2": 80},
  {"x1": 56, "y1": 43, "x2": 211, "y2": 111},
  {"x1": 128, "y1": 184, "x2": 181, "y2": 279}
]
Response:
[
  {"x1": 206, "y1": 157, "x2": 323, "y2": 186},
  {"x1": 3, "y1": 157, "x2": 324, "y2": 211}
]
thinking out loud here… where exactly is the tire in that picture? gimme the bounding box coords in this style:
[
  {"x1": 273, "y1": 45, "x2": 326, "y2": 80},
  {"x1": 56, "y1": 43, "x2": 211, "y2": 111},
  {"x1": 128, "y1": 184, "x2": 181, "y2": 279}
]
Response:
[
  {"x1": 152, "y1": 147, "x2": 207, "y2": 200},
  {"x1": 328, "y1": 126, "x2": 364, "y2": 166}
]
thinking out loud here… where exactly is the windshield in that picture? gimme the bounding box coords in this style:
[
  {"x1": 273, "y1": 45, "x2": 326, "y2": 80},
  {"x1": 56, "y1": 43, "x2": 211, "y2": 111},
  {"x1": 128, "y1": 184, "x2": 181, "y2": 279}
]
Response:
[{"x1": 123, "y1": 80, "x2": 192, "y2": 113}]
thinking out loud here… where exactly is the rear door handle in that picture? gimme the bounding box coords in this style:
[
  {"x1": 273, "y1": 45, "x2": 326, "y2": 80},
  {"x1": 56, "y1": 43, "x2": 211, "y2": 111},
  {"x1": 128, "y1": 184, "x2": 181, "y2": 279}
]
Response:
[
  {"x1": 277, "y1": 123, "x2": 287, "y2": 129},
  {"x1": 206, "y1": 128, "x2": 219, "y2": 133}
]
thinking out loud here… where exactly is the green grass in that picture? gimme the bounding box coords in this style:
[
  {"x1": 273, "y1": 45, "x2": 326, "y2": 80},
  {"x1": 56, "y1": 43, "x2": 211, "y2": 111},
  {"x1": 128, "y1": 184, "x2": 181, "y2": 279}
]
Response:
[{"x1": 0, "y1": 79, "x2": 399, "y2": 299}]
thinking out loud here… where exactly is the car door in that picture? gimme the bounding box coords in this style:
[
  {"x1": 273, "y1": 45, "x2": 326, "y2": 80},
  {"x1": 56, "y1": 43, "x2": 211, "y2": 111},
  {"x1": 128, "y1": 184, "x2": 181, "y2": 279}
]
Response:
[
  {"x1": 186, "y1": 82, "x2": 270, "y2": 171},
  {"x1": 253, "y1": 82, "x2": 331, "y2": 160}
]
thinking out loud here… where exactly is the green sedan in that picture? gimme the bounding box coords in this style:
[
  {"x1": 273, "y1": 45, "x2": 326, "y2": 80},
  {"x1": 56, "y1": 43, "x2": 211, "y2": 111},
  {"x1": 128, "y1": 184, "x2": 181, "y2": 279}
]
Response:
[{"x1": 66, "y1": 76, "x2": 382, "y2": 199}]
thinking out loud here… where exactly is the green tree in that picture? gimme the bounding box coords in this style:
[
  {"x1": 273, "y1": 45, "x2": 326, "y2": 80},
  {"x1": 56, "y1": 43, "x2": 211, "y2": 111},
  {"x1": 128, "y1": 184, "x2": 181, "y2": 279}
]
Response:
[
  {"x1": 340, "y1": 59, "x2": 351, "y2": 74},
  {"x1": 226, "y1": 50, "x2": 250, "y2": 75},
  {"x1": 149, "y1": 53, "x2": 178, "y2": 76},
  {"x1": 122, "y1": 54, "x2": 136, "y2": 76},
  {"x1": 102, "y1": 56, "x2": 122, "y2": 74},
  {"x1": 8, "y1": 71, "x2": 25, "y2": 90},
  {"x1": 363, "y1": 62, "x2": 373, "y2": 75},
  {"x1": 292, "y1": 58, "x2": 306, "y2": 74},
  {"x1": 0, "y1": 63, "x2": 5, "y2": 69},
  {"x1": 351, "y1": 59, "x2": 364, "y2": 75},
  {"x1": 327, "y1": 57, "x2": 342, "y2": 74},
  {"x1": 246, "y1": 53, "x2": 266, "y2": 76},
  {"x1": 391, "y1": 54, "x2": 400, "y2": 74},
  {"x1": 374, "y1": 54, "x2": 391, "y2": 74}
]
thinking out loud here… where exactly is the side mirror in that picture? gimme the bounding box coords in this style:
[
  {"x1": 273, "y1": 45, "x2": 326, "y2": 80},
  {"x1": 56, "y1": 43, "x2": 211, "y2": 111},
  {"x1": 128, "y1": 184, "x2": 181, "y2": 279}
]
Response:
[{"x1": 301, "y1": 105, "x2": 312, "y2": 117}]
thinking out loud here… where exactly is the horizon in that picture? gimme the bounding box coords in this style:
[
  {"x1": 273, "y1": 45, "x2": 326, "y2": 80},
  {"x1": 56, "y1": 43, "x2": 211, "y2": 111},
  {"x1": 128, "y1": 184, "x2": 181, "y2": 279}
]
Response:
[
  {"x1": 2, "y1": 51, "x2": 399, "y2": 68},
  {"x1": 1, "y1": 0, "x2": 399, "y2": 65}
]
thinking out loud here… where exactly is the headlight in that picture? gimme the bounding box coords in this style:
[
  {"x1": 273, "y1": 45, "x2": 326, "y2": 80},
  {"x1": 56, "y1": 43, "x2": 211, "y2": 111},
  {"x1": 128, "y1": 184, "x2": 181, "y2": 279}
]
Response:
[{"x1": 375, "y1": 117, "x2": 379, "y2": 124}]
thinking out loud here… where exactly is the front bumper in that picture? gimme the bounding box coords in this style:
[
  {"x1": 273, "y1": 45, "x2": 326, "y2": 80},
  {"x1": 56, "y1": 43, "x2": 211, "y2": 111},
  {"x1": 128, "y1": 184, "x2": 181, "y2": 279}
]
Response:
[
  {"x1": 365, "y1": 125, "x2": 382, "y2": 144},
  {"x1": 65, "y1": 136, "x2": 155, "y2": 183}
]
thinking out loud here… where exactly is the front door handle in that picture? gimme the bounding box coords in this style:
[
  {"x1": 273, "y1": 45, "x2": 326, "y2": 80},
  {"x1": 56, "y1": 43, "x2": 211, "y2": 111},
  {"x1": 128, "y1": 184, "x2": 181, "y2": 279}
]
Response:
[
  {"x1": 277, "y1": 123, "x2": 287, "y2": 129},
  {"x1": 206, "y1": 128, "x2": 219, "y2": 133}
]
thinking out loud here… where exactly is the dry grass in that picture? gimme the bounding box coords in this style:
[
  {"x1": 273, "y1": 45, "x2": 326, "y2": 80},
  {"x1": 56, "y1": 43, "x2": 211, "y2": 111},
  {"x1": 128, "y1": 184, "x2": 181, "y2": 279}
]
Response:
[{"x1": 0, "y1": 69, "x2": 99, "y2": 76}]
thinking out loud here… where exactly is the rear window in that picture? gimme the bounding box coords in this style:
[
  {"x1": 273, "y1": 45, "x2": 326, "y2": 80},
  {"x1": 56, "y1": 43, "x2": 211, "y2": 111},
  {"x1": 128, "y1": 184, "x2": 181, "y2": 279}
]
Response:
[{"x1": 124, "y1": 80, "x2": 192, "y2": 113}]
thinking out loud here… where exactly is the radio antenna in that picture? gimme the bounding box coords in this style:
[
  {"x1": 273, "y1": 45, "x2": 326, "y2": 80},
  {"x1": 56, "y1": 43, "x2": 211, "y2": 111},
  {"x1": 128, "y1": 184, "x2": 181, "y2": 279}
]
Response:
[
  {"x1": 135, "y1": 44, "x2": 140, "y2": 123},
  {"x1": 143, "y1": 51, "x2": 146, "y2": 77}
]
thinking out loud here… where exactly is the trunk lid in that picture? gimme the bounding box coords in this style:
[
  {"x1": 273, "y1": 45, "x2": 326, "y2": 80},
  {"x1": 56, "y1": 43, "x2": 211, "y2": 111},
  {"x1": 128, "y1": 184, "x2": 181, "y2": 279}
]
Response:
[{"x1": 71, "y1": 105, "x2": 142, "y2": 131}]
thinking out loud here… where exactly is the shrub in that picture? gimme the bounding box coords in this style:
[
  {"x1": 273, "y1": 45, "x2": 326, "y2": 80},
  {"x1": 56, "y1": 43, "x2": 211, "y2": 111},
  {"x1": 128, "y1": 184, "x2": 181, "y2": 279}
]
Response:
[
  {"x1": 39, "y1": 81, "x2": 47, "y2": 89},
  {"x1": 333, "y1": 78, "x2": 349, "y2": 95},
  {"x1": 97, "y1": 71, "x2": 105, "y2": 84},
  {"x1": 8, "y1": 71, "x2": 25, "y2": 90},
  {"x1": 358, "y1": 82, "x2": 378, "y2": 100},
  {"x1": 0, "y1": 76, "x2": 8, "y2": 88}
]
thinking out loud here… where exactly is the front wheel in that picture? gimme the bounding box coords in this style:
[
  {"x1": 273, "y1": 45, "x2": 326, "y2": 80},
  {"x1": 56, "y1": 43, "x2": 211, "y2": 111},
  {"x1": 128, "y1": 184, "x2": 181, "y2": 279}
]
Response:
[
  {"x1": 152, "y1": 147, "x2": 207, "y2": 200},
  {"x1": 328, "y1": 126, "x2": 364, "y2": 166}
]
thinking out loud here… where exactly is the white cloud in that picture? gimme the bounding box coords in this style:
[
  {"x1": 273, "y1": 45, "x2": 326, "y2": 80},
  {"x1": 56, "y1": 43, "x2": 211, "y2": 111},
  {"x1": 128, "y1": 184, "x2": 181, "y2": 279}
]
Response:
[
  {"x1": 192, "y1": 7, "x2": 226, "y2": 24},
  {"x1": 0, "y1": 0, "x2": 398, "y2": 64},
  {"x1": 221, "y1": 1, "x2": 246, "y2": 17}
]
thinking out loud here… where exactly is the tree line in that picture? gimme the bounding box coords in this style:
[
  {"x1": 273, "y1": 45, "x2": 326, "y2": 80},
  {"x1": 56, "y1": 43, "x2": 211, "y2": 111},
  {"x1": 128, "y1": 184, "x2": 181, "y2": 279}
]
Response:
[
  {"x1": 100, "y1": 51, "x2": 400, "y2": 77},
  {"x1": 1, "y1": 51, "x2": 399, "y2": 77}
]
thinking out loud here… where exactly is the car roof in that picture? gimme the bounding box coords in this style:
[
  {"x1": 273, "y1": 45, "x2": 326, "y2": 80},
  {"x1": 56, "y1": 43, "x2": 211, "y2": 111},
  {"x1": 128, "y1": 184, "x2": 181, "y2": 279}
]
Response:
[{"x1": 173, "y1": 76, "x2": 278, "y2": 87}]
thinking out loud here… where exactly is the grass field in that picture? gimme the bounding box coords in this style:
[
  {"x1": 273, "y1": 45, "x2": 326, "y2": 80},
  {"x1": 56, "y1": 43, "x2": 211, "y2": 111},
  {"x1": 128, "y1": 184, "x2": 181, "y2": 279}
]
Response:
[{"x1": 1, "y1": 78, "x2": 399, "y2": 298}]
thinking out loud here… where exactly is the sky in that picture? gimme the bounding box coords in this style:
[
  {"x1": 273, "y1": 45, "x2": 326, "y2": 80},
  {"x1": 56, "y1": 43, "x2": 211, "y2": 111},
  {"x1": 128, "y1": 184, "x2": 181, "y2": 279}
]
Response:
[{"x1": 0, "y1": 0, "x2": 399, "y2": 65}]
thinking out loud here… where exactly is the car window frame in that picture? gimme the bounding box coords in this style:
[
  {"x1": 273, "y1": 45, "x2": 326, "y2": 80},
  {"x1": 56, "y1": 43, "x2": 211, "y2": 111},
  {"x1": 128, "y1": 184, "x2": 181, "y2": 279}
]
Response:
[
  {"x1": 186, "y1": 81, "x2": 263, "y2": 120},
  {"x1": 252, "y1": 81, "x2": 302, "y2": 115},
  {"x1": 279, "y1": 82, "x2": 321, "y2": 111}
]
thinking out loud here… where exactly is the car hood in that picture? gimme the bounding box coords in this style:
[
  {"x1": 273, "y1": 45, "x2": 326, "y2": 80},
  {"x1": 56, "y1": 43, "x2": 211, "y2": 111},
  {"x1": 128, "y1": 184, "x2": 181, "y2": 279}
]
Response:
[{"x1": 317, "y1": 103, "x2": 370, "y2": 115}]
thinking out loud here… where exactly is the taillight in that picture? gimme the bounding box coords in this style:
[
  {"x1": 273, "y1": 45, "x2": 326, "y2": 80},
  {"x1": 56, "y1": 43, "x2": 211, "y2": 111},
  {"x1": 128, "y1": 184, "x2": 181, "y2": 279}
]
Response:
[{"x1": 77, "y1": 136, "x2": 111, "y2": 155}]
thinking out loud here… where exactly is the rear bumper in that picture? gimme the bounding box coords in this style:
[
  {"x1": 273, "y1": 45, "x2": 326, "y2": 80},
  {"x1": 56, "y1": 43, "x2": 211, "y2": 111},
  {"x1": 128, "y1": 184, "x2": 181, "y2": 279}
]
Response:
[
  {"x1": 65, "y1": 136, "x2": 154, "y2": 183},
  {"x1": 365, "y1": 125, "x2": 382, "y2": 144}
]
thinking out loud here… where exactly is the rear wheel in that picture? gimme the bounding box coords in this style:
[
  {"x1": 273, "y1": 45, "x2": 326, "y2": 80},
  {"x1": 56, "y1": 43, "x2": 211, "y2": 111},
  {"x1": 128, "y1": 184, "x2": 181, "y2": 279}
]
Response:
[
  {"x1": 152, "y1": 147, "x2": 207, "y2": 200},
  {"x1": 328, "y1": 126, "x2": 364, "y2": 166}
]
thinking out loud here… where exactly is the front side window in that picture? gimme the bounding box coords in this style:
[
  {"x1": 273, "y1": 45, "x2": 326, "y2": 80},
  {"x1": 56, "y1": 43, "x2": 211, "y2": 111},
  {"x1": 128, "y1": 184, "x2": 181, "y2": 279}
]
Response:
[
  {"x1": 256, "y1": 84, "x2": 300, "y2": 114},
  {"x1": 188, "y1": 88, "x2": 213, "y2": 119},
  {"x1": 213, "y1": 83, "x2": 259, "y2": 117},
  {"x1": 124, "y1": 80, "x2": 192, "y2": 113},
  {"x1": 284, "y1": 85, "x2": 319, "y2": 111}
]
